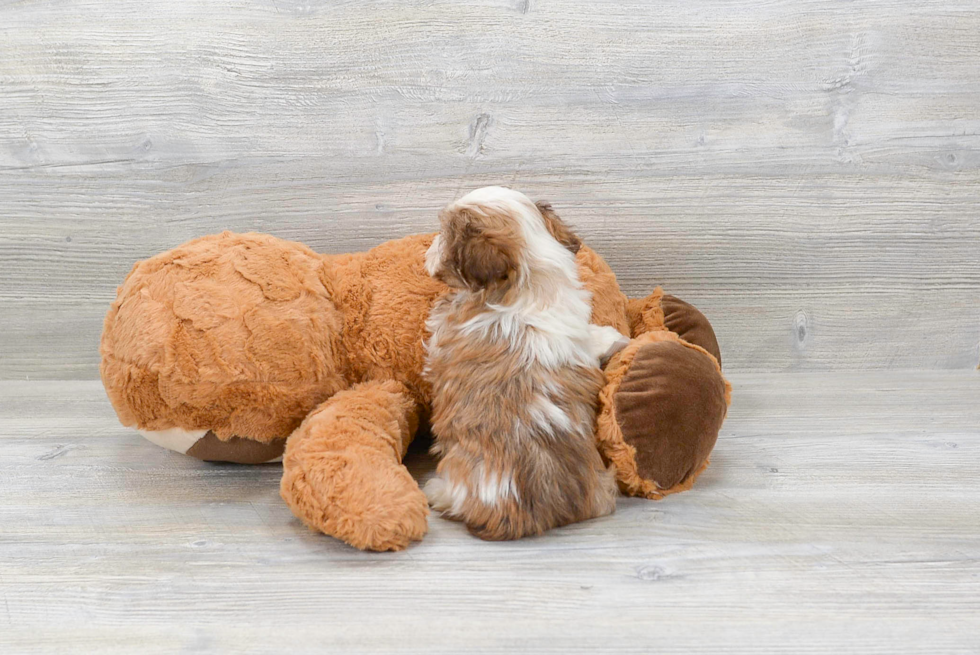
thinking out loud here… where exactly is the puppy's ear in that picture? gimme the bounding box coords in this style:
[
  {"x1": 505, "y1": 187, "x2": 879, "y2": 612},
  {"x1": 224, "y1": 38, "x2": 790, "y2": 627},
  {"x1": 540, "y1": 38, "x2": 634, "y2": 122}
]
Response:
[
  {"x1": 536, "y1": 201, "x2": 582, "y2": 254},
  {"x1": 446, "y1": 210, "x2": 519, "y2": 290},
  {"x1": 458, "y1": 227, "x2": 517, "y2": 289}
]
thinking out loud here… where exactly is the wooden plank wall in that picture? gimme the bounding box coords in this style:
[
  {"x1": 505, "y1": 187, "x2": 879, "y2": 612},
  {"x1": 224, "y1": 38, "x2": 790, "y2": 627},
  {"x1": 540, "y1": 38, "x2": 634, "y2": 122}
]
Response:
[{"x1": 1, "y1": 0, "x2": 978, "y2": 378}]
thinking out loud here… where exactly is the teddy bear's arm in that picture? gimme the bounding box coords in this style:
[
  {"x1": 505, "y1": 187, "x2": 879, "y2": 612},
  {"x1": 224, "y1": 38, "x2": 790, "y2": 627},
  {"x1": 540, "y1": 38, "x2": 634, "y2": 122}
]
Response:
[{"x1": 279, "y1": 379, "x2": 429, "y2": 551}]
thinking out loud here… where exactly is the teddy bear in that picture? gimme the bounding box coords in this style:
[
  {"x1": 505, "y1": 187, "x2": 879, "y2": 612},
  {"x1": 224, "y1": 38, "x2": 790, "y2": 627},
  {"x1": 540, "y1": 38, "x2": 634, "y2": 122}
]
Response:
[{"x1": 100, "y1": 214, "x2": 730, "y2": 551}]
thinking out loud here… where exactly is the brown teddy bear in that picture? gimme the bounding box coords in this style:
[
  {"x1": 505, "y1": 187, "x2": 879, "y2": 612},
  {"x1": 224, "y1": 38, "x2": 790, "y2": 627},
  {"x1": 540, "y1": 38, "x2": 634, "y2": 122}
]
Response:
[{"x1": 100, "y1": 212, "x2": 730, "y2": 551}]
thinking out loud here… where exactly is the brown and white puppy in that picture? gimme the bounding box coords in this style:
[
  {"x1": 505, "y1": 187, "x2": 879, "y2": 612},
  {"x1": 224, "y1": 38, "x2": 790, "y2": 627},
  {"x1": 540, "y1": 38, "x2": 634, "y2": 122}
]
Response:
[{"x1": 422, "y1": 186, "x2": 625, "y2": 541}]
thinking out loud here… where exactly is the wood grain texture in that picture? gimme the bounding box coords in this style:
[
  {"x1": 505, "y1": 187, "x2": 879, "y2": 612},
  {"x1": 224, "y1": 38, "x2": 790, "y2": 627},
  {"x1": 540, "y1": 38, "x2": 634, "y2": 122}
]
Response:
[
  {"x1": 1, "y1": 374, "x2": 979, "y2": 653},
  {"x1": 1, "y1": 0, "x2": 979, "y2": 378}
]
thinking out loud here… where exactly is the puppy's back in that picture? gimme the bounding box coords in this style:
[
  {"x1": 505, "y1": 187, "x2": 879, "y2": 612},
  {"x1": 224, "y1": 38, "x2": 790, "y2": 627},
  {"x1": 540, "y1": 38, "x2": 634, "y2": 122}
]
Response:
[{"x1": 427, "y1": 338, "x2": 617, "y2": 540}]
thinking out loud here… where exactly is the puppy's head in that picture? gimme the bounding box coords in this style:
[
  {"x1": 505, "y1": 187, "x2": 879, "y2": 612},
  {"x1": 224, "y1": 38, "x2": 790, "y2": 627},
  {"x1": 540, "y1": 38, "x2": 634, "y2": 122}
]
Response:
[
  {"x1": 425, "y1": 187, "x2": 582, "y2": 296},
  {"x1": 425, "y1": 204, "x2": 523, "y2": 293}
]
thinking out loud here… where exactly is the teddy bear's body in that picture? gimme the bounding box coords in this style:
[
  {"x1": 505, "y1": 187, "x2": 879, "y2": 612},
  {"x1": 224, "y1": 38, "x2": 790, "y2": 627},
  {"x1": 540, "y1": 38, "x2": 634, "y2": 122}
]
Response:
[{"x1": 101, "y1": 230, "x2": 729, "y2": 551}]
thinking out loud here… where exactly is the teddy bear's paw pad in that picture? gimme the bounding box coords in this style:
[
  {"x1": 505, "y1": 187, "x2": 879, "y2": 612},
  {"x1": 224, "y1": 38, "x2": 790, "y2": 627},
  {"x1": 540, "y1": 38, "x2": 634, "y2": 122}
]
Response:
[
  {"x1": 182, "y1": 431, "x2": 286, "y2": 463},
  {"x1": 280, "y1": 445, "x2": 429, "y2": 551},
  {"x1": 615, "y1": 340, "x2": 728, "y2": 493},
  {"x1": 661, "y1": 295, "x2": 722, "y2": 367}
]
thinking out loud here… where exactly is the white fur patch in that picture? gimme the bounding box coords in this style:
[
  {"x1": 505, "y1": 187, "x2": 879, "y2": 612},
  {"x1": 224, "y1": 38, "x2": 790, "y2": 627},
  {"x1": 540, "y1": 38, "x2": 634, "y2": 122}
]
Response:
[
  {"x1": 138, "y1": 427, "x2": 208, "y2": 454},
  {"x1": 589, "y1": 325, "x2": 631, "y2": 364},
  {"x1": 425, "y1": 233, "x2": 444, "y2": 277},
  {"x1": 424, "y1": 475, "x2": 469, "y2": 515},
  {"x1": 529, "y1": 395, "x2": 574, "y2": 436},
  {"x1": 425, "y1": 463, "x2": 521, "y2": 514},
  {"x1": 474, "y1": 463, "x2": 520, "y2": 507}
]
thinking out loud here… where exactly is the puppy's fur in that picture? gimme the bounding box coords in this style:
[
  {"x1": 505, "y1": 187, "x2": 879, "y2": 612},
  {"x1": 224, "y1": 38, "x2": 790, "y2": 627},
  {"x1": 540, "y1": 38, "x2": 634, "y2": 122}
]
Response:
[{"x1": 423, "y1": 186, "x2": 622, "y2": 540}]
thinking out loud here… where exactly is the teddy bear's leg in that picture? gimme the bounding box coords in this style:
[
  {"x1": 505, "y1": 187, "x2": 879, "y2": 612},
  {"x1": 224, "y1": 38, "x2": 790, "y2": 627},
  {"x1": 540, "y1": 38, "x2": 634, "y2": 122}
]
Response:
[
  {"x1": 600, "y1": 290, "x2": 731, "y2": 499},
  {"x1": 279, "y1": 379, "x2": 429, "y2": 552}
]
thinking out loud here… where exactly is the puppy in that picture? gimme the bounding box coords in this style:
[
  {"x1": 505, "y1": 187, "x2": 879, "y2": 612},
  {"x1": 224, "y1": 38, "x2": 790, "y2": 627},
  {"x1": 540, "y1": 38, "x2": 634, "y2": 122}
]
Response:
[{"x1": 422, "y1": 186, "x2": 626, "y2": 540}]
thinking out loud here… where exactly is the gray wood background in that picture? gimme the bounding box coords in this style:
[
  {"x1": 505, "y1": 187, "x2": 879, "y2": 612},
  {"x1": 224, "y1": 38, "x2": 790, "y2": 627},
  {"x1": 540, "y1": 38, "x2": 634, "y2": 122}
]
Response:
[{"x1": 1, "y1": 0, "x2": 978, "y2": 379}]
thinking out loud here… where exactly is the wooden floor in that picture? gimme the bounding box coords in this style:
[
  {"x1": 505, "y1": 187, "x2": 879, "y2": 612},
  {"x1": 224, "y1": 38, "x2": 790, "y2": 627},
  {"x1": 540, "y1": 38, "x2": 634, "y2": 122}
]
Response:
[{"x1": 1, "y1": 372, "x2": 979, "y2": 654}]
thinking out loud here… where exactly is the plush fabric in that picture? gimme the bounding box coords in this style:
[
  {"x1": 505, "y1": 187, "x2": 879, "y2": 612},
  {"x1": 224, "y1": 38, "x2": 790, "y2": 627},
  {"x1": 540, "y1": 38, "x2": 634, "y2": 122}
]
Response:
[
  {"x1": 575, "y1": 246, "x2": 631, "y2": 337},
  {"x1": 597, "y1": 330, "x2": 731, "y2": 499},
  {"x1": 615, "y1": 339, "x2": 729, "y2": 491},
  {"x1": 661, "y1": 294, "x2": 723, "y2": 366},
  {"x1": 185, "y1": 432, "x2": 285, "y2": 464},
  {"x1": 100, "y1": 232, "x2": 347, "y2": 442},
  {"x1": 279, "y1": 380, "x2": 427, "y2": 552},
  {"x1": 101, "y1": 230, "x2": 731, "y2": 550}
]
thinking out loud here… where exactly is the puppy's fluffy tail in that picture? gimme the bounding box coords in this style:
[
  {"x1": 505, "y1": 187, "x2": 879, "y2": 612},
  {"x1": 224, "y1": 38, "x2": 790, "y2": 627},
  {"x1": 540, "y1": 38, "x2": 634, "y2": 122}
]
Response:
[{"x1": 423, "y1": 476, "x2": 457, "y2": 515}]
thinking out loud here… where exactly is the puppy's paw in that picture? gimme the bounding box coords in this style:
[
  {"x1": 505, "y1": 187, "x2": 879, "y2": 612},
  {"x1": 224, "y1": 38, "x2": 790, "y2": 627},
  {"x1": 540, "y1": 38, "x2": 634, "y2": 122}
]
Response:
[{"x1": 589, "y1": 325, "x2": 631, "y2": 366}]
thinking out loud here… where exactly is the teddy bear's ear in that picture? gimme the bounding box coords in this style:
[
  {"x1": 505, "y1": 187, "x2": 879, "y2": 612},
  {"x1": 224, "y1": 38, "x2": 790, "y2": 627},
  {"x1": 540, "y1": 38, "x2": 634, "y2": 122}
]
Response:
[{"x1": 536, "y1": 201, "x2": 582, "y2": 254}]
